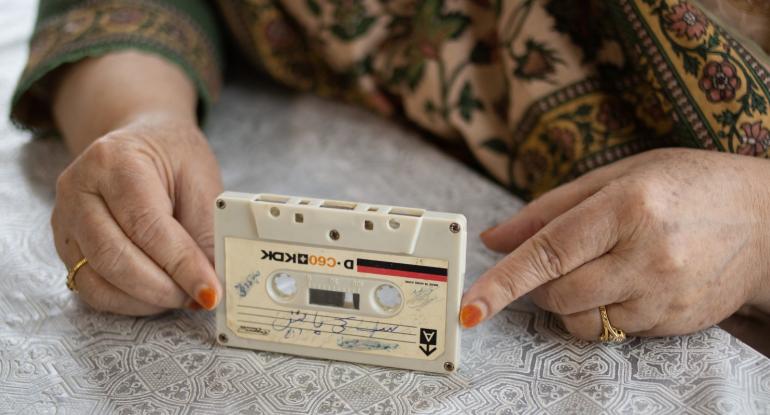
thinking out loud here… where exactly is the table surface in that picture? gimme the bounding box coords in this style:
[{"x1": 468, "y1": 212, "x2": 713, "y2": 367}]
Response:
[{"x1": 1, "y1": 2, "x2": 769, "y2": 414}]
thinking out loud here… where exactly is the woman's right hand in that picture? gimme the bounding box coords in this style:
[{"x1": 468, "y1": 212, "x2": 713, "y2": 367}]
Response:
[{"x1": 52, "y1": 113, "x2": 223, "y2": 315}]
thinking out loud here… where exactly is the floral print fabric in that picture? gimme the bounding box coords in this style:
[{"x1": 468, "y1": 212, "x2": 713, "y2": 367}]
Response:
[
  {"x1": 13, "y1": 0, "x2": 770, "y2": 199},
  {"x1": 216, "y1": 0, "x2": 770, "y2": 198}
]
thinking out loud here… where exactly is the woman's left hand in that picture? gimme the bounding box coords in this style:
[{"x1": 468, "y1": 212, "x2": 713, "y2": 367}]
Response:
[{"x1": 460, "y1": 148, "x2": 770, "y2": 339}]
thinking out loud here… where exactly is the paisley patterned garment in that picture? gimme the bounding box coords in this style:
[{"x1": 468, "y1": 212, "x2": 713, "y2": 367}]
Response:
[{"x1": 11, "y1": 0, "x2": 770, "y2": 198}]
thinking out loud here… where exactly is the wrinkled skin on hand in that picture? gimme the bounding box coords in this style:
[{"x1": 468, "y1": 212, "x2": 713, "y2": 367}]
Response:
[
  {"x1": 462, "y1": 148, "x2": 770, "y2": 339},
  {"x1": 52, "y1": 114, "x2": 223, "y2": 315}
]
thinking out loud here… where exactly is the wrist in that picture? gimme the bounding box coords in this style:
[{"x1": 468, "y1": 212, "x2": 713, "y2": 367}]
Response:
[
  {"x1": 100, "y1": 111, "x2": 206, "y2": 166},
  {"x1": 111, "y1": 109, "x2": 198, "y2": 135},
  {"x1": 52, "y1": 51, "x2": 197, "y2": 154}
]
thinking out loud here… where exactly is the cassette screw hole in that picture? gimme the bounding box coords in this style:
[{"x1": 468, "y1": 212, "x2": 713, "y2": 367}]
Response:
[
  {"x1": 388, "y1": 218, "x2": 400, "y2": 230},
  {"x1": 218, "y1": 333, "x2": 229, "y2": 344},
  {"x1": 449, "y1": 222, "x2": 461, "y2": 233},
  {"x1": 216, "y1": 199, "x2": 226, "y2": 209},
  {"x1": 269, "y1": 206, "x2": 281, "y2": 217},
  {"x1": 444, "y1": 362, "x2": 455, "y2": 372},
  {"x1": 329, "y1": 229, "x2": 340, "y2": 240}
]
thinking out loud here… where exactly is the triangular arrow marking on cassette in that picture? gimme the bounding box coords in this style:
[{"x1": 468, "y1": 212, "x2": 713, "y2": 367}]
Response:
[
  {"x1": 423, "y1": 331, "x2": 435, "y2": 343},
  {"x1": 420, "y1": 344, "x2": 436, "y2": 356}
]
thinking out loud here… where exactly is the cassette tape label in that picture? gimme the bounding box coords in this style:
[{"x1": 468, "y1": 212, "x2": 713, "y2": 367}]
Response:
[{"x1": 225, "y1": 237, "x2": 448, "y2": 360}]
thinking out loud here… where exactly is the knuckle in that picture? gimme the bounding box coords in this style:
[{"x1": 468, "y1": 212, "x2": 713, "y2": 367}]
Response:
[
  {"x1": 493, "y1": 272, "x2": 525, "y2": 303},
  {"x1": 161, "y1": 243, "x2": 198, "y2": 281},
  {"x1": 528, "y1": 234, "x2": 565, "y2": 279},
  {"x1": 84, "y1": 138, "x2": 116, "y2": 165},
  {"x1": 645, "y1": 235, "x2": 687, "y2": 275},
  {"x1": 112, "y1": 158, "x2": 147, "y2": 183},
  {"x1": 89, "y1": 238, "x2": 128, "y2": 278},
  {"x1": 622, "y1": 177, "x2": 666, "y2": 222},
  {"x1": 539, "y1": 286, "x2": 571, "y2": 315},
  {"x1": 84, "y1": 134, "x2": 139, "y2": 169},
  {"x1": 125, "y1": 209, "x2": 165, "y2": 248},
  {"x1": 623, "y1": 180, "x2": 648, "y2": 209},
  {"x1": 655, "y1": 246, "x2": 687, "y2": 274},
  {"x1": 194, "y1": 230, "x2": 215, "y2": 260},
  {"x1": 195, "y1": 228, "x2": 215, "y2": 251}
]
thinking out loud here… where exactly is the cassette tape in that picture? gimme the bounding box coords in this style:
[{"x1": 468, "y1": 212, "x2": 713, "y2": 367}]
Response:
[{"x1": 214, "y1": 193, "x2": 466, "y2": 373}]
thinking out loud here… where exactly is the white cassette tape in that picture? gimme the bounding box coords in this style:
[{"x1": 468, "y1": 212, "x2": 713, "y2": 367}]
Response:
[{"x1": 214, "y1": 193, "x2": 466, "y2": 373}]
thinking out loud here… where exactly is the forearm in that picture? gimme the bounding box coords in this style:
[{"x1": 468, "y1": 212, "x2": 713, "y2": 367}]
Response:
[{"x1": 52, "y1": 51, "x2": 198, "y2": 154}]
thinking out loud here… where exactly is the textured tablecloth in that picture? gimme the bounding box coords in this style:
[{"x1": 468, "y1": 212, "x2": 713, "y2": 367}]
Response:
[{"x1": 1, "y1": 2, "x2": 769, "y2": 414}]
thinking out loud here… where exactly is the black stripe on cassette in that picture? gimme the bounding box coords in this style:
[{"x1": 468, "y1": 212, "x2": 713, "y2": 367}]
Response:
[{"x1": 214, "y1": 193, "x2": 466, "y2": 373}]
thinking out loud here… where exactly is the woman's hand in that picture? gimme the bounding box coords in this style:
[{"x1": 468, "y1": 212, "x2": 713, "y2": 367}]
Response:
[
  {"x1": 52, "y1": 114, "x2": 223, "y2": 315},
  {"x1": 49, "y1": 51, "x2": 222, "y2": 315},
  {"x1": 461, "y1": 148, "x2": 770, "y2": 339}
]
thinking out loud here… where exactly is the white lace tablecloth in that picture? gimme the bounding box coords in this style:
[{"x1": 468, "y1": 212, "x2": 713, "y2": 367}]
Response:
[{"x1": 1, "y1": 2, "x2": 769, "y2": 414}]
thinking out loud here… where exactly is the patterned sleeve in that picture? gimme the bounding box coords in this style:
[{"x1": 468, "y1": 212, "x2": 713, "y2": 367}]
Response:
[
  {"x1": 609, "y1": 0, "x2": 770, "y2": 156},
  {"x1": 10, "y1": 0, "x2": 223, "y2": 133}
]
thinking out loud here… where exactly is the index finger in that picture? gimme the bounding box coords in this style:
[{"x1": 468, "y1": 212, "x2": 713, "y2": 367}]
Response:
[{"x1": 460, "y1": 187, "x2": 622, "y2": 328}]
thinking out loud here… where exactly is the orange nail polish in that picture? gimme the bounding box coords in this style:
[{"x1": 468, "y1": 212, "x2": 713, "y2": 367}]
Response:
[
  {"x1": 197, "y1": 286, "x2": 217, "y2": 310},
  {"x1": 460, "y1": 303, "x2": 484, "y2": 329},
  {"x1": 188, "y1": 301, "x2": 203, "y2": 311}
]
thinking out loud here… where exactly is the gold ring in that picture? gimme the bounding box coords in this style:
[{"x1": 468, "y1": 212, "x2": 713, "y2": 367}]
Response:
[
  {"x1": 598, "y1": 305, "x2": 626, "y2": 343},
  {"x1": 66, "y1": 257, "x2": 88, "y2": 293}
]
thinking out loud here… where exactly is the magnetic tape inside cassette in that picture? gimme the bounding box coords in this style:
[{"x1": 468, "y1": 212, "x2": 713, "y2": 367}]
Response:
[{"x1": 214, "y1": 193, "x2": 466, "y2": 373}]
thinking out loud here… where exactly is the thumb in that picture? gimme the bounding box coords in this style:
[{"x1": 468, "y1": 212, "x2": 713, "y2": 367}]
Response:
[{"x1": 460, "y1": 189, "x2": 621, "y2": 328}]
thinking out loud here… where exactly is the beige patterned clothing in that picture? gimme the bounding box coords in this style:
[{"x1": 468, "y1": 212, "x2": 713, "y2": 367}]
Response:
[{"x1": 12, "y1": 0, "x2": 770, "y2": 199}]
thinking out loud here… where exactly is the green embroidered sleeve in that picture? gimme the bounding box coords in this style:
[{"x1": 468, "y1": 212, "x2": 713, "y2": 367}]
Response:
[{"x1": 10, "y1": 0, "x2": 223, "y2": 133}]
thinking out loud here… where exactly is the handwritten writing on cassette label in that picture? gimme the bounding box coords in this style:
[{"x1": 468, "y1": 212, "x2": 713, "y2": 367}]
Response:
[{"x1": 225, "y1": 238, "x2": 448, "y2": 360}]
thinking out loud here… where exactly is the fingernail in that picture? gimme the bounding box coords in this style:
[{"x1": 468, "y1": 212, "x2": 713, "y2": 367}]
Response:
[
  {"x1": 187, "y1": 301, "x2": 203, "y2": 311},
  {"x1": 196, "y1": 285, "x2": 218, "y2": 310},
  {"x1": 460, "y1": 302, "x2": 485, "y2": 329},
  {"x1": 480, "y1": 224, "x2": 498, "y2": 239}
]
